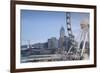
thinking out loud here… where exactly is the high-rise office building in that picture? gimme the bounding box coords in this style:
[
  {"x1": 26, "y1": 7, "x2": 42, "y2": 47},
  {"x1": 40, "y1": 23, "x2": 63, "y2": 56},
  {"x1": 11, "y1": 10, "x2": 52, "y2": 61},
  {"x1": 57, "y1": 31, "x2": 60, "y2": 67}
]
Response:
[
  {"x1": 59, "y1": 26, "x2": 65, "y2": 49},
  {"x1": 60, "y1": 26, "x2": 65, "y2": 38}
]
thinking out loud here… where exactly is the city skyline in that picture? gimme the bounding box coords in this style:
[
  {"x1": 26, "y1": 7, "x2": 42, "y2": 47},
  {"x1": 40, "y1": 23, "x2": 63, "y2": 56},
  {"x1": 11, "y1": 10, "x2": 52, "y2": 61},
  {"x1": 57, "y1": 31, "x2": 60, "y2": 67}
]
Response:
[
  {"x1": 21, "y1": 26, "x2": 71, "y2": 59},
  {"x1": 21, "y1": 26, "x2": 68, "y2": 49},
  {"x1": 21, "y1": 9, "x2": 89, "y2": 45}
]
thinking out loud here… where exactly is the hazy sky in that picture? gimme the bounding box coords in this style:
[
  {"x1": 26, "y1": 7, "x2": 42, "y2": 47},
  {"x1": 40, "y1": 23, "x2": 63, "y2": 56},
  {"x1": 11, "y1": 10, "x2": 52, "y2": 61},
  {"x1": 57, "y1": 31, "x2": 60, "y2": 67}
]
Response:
[{"x1": 21, "y1": 10, "x2": 89, "y2": 45}]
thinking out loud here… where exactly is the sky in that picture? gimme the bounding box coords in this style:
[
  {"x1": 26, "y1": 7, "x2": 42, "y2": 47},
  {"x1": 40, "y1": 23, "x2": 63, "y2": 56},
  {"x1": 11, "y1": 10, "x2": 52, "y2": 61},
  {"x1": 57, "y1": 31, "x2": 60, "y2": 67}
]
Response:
[{"x1": 21, "y1": 9, "x2": 89, "y2": 45}]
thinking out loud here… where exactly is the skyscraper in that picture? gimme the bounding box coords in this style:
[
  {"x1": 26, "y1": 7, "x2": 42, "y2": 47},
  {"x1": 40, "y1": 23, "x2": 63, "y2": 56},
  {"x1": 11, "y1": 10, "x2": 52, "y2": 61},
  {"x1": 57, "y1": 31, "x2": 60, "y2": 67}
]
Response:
[
  {"x1": 60, "y1": 26, "x2": 65, "y2": 38},
  {"x1": 59, "y1": 26, "x2": 65, "y2": 49}
]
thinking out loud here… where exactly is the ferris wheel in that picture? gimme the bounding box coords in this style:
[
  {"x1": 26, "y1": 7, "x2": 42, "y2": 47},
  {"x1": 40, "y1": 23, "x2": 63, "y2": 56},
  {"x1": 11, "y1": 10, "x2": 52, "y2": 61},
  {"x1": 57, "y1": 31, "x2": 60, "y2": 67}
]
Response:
[
  {"x1": 66, "y1": 12, "x2": 89, "y2": 60},
  {"x1": 66, "y1": 12, "x2": 74, "y2": 45}
]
